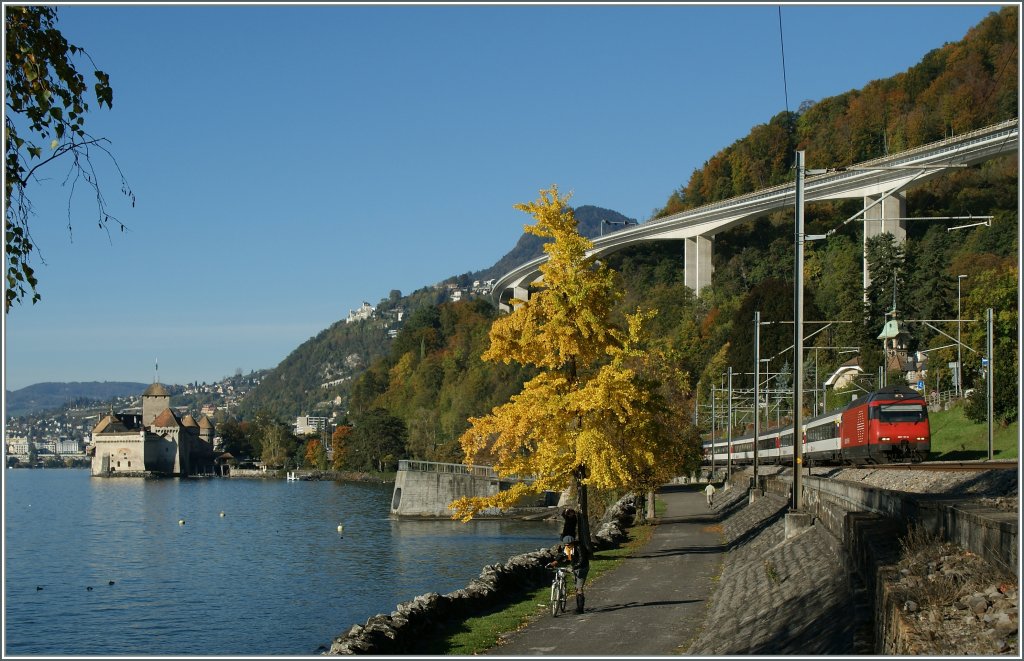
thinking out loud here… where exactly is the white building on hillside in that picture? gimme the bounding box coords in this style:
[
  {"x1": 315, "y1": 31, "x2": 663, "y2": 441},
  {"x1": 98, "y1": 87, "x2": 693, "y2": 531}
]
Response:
[
  {"x1": 295, "y1": 416, "x2": 328, "y2": 436},
  {"x1": 346, "y1": 301, "x2": 375, "y2": 324}
]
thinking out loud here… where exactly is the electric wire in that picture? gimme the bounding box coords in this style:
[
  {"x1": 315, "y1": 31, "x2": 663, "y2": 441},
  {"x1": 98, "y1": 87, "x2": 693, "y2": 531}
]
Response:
[{"x1": 777, "y1": 6, "x2": 790, "y2": 117}]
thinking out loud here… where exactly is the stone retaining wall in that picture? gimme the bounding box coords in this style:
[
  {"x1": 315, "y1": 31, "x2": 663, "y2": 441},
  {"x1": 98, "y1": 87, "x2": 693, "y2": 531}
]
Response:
[
  {"x1": 762, "y1": 473, "x2": 1017, "y2": 654},
  {"x1": 324, "y1": 494, "x2": 640, "y2": 655},
  {"x1": 767, "y1": 474, "x2": 1018, "y2": 578}
]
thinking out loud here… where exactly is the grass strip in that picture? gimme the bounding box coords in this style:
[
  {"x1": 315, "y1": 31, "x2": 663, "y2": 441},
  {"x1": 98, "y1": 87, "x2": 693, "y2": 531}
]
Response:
[
  {"x1": 928, "y1": 405, "x2": 1018, "y2": 460},
  {"x1": 416, "y1": 513, "x2": 657, "y2": 655}
]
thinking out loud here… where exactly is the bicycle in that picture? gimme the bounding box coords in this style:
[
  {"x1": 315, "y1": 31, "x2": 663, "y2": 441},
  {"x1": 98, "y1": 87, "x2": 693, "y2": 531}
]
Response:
[
  {"x1": 551, "y1": 564, "x2": 588, "y2": 616},
  {"x1": 550, "y1": 565, "x2": 570, "y2": 616}
]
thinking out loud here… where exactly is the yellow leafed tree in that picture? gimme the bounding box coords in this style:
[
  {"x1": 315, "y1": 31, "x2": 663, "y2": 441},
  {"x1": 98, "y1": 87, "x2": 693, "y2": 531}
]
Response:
[{"x1": 451, "y1": 186, "x2": 701, "y2": 545}]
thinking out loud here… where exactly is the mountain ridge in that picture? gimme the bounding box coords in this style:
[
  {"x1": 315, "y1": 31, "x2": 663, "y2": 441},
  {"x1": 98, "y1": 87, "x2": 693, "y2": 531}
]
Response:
[{"x1": 5, "y1": 381, "x2": 150, "y2": 418}]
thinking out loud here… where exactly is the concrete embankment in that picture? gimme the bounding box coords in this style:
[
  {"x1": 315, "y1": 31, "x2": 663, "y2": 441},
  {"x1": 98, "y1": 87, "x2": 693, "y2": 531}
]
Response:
[{"x1": 389, "y1": 460, "x2": 559, "y2": 518}]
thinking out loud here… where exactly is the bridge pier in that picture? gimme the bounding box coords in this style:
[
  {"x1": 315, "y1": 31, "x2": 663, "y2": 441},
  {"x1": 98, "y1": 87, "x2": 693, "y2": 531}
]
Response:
[
  {"x1": 684, "y1": 234, "x2": 714, "y2": 293},
  {"x1": 498, "y1": 283, "x2": 531, "y2": 313},
  {"x1": 862, "y1": 191, "x2": 906, "y2": 292}
]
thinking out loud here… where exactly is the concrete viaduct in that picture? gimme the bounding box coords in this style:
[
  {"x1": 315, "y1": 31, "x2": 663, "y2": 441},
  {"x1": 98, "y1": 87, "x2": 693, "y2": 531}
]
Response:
[{"x1": 493, "y1": 118, "x2": 1019, "y2": 312}]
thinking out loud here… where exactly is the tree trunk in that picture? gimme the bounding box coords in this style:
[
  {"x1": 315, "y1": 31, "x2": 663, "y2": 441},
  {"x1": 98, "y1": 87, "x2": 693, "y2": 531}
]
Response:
[
  {"x1": 646, "y1": 490, "x2": 656, "y2": 521},
  {"x1": 573, "y1": 467, "x2": 592, "y2": 553}
]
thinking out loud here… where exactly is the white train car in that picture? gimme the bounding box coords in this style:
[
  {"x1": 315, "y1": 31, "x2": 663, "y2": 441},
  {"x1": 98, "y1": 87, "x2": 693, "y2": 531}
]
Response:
[{"x1": 702, "y1": 411, "x2": 843, "y2": 467}]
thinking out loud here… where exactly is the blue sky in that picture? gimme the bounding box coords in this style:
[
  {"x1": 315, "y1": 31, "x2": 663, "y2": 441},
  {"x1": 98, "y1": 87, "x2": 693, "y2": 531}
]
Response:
[{"x1": 2, "y1": 3, "x2": 1006, "y2": 393}]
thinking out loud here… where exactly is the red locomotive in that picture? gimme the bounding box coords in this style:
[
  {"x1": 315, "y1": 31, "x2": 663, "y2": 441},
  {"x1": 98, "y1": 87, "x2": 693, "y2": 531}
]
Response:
[
  {"x1": 838, "y1": 385, "x2": 930, "y2": 464},
  {"x1": 703, "y1": 385, "x2": 931, "y2": 466}
]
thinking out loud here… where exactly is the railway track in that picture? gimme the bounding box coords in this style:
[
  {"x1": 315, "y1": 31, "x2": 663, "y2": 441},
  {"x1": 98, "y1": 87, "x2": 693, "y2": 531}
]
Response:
[{"x1": 857, "y1": 460, "x2": 1017, "y2": 472}]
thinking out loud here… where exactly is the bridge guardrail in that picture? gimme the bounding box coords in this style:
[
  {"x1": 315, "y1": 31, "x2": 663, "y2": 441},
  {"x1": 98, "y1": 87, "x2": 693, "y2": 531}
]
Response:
[
  {"x1": 646, "y1": 118, "x2": 1019, "y2": 226},
  {"x1": 494, "y1": 119, "x2": 1018, "y2": 298}
]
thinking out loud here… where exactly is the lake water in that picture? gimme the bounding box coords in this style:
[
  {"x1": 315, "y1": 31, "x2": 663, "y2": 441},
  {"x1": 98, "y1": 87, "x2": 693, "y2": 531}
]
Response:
[{"x1": 3, "y1": 469, "x2": 560, "y2": 656}]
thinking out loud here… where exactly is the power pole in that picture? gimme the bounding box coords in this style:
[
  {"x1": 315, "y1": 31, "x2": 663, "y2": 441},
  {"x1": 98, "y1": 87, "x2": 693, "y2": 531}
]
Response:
[
  {"x1": 753, "y1": 310, "x2": 761, "y2": 492},
  {"x1": 792, "y1": 150, "x2": 805, "y2": 511},
  {"x1": 987, "y1": 308, "x2": 994, "y2": 460},
  {"x1": 727, "y1": 366, "x2": 733, "y2": 484},
  {"x1": 710, "y1": 382, "x2": 716, "y2": 480}
]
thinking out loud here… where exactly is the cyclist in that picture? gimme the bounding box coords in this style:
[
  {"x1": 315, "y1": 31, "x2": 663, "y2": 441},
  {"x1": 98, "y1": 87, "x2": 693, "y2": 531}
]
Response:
[
  {"x1": 704, "y1": 482, "x2": 716, "y2": 508},
  {"x1": 546, "y1": 537, "x2": 590, "y2": 613}
]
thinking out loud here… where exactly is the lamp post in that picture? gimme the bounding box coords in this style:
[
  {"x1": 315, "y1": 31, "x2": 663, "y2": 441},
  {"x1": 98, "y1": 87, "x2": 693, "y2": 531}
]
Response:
[{"x1": 957, "y1": 274, "x2": 968, "y2": 398}]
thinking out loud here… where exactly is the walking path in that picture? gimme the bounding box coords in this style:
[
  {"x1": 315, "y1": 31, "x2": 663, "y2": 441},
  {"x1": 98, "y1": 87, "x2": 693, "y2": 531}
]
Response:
[
  {"x1": 486, "y1": 484, "x2": 724, "y2": 656},
  {"x1": 487, "y1": 479, "x2": 861, "y2": 657}
]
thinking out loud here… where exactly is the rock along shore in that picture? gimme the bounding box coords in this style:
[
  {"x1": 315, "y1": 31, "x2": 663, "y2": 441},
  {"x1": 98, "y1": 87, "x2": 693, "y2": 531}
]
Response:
[{"x1": 322, "y1": 494, "x2": 640, "y2": 655}]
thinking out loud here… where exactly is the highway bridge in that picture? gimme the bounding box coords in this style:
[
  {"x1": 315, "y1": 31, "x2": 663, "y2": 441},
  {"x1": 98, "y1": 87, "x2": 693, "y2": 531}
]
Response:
[{"x1": 493, "y1": 118, "x2": 1019, "y2": 311}]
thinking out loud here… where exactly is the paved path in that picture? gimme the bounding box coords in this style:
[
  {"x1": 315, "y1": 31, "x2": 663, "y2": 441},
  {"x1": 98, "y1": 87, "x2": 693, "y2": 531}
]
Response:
[{"x1": 486, "y1": 484, "x2": 724, "y2": 656}]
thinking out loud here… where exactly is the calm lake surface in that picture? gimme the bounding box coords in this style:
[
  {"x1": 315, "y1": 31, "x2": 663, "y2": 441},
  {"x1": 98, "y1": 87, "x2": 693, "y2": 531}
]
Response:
[{"x1": 3, "y1": 469, "x2": 560, "y2": 656}]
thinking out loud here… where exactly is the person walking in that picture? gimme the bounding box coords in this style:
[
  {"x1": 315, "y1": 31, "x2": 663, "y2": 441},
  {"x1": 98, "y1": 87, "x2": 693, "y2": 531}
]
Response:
[
  {"x1": 704, "y1": 482, "x2": 716, "y2": 508},
  {"x1": 560, "y1": 507, "x2": 579, "y2": 542}
]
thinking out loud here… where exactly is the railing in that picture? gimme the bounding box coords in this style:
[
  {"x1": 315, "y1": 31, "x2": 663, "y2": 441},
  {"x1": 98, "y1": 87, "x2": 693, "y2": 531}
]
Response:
[
  {"x1": 398, "y1": 460, "x2": 498, "y2": 479},
  {"x1": 397, "y1": 460, "x2": 544, "y2": 485},
  {"x1": 927, "y1": 389, "x2": 968, "y2": 409}
]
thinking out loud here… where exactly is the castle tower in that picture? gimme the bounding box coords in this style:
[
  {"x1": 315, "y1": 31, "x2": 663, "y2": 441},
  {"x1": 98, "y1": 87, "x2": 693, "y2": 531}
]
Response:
[
  {"x1": 142, "y1": 382, "x2": 171, "y2": 427},
  {"x1": 198, "y1": 415, "x2": 215, "y2": 446}
]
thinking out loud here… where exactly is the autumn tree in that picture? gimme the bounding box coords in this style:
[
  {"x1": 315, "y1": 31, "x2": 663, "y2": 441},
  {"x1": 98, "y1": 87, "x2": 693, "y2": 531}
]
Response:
[
  {"x1": 304, "y1": 439, "x2": 328, "y2": 470},
  {"x1": 330, "y1": 424, "x2": 352, "y2": 470},
  {"x1": 5, "y1": 6, "x2": 134, "y2": 310},
  {"x1": 451, "y1": 186, "x2": 699, "y2": 547}
]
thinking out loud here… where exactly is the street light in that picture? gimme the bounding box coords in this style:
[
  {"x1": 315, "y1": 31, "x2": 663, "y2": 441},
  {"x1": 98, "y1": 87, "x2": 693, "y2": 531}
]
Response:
[
  {"x1": 957, "y1": 274, "x2": 968, "y2": 398},
  {"x1": 600, "y1": 219, "x2": 637, "y2": 236}
]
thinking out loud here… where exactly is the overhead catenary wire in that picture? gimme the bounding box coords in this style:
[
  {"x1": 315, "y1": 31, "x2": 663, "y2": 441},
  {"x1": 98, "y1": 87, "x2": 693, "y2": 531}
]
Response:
[{"x1": 777, "y1": 6, "x2": 790, "y2": 118}]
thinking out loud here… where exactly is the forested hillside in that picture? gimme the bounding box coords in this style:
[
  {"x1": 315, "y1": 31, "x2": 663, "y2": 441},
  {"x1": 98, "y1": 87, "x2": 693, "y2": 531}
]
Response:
[{"x1": 237, "y1": 6, "x2": 1018, "y2": 471}]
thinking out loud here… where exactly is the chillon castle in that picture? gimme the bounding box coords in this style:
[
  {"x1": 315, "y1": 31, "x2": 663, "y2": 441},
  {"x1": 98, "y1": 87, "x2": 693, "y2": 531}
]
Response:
[{"x1": 88, "y1": 383, "x2": 221, "y2": 477}]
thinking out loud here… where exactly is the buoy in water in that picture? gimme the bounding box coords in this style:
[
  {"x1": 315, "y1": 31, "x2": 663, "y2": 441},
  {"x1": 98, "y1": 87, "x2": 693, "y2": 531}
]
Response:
[
  {"x1": 337, "y1": 524, "x2": 344, "y2": 535},
  {"x1": 178, "y1": 519, "x2": 185, "y2": 525},
  {"x1": 219, "y1": 511, "x2": 225, "y2": 517}
]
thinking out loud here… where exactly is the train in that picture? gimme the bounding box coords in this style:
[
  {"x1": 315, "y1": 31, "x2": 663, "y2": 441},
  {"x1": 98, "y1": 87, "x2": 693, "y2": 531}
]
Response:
[{"x1": 702, "y1": 385, "x2": 931, "y2": 467}]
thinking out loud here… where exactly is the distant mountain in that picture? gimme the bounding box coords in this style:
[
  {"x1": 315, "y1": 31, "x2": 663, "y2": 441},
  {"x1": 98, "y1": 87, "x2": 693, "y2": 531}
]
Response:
[
  {"x1": 5, "y1": 381, "x2": 148, "y2": 418},
  {"x1": 470, "y1": 205, "x2": 638, "y2": 284}
]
